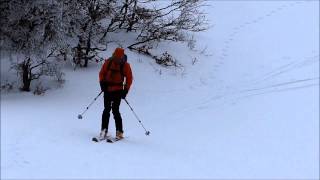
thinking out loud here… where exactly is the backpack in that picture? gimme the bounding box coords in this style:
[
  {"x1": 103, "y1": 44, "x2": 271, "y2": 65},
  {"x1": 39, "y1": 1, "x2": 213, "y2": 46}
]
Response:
[{"x1": 106, "y1": 54, "x2": 127, "y2": 83}]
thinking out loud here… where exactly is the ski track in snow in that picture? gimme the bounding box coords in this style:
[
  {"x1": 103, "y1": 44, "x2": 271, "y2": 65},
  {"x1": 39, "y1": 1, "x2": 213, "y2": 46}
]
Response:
[
  {"x1": 172, "y1": 1, "x2": 319, "y2": 115},
  {"x1": 212, "y1": 1, "x2": 317, "y2": 96},
  {"x1": 250, "y1": 55, "x2": 319, "y2": 85},
  {"x1": 4, "y1": 141, "x2": 29, "y2": 172},
  {"x1": 216, "y1": 1, "x2": 304, "y2": 64}
]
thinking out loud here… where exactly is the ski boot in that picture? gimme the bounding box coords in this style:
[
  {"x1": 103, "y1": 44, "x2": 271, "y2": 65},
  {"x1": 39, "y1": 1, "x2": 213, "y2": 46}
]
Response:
[
  {"x1": 115, "y1": 131, "x2": 124, "y2": 140},
  {"x1": 92, "y1": 129, "x2": 107, "y2": 142}
]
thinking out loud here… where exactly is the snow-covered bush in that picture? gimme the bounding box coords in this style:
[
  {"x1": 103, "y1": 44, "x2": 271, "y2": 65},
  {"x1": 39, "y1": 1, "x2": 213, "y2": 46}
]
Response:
[
  {"x1": 33, "y1": 82, "x2": 49, "y2": 96},
  {"x1": 156, "y1": 52, "x2": 179, "y2": 67},
  {"x1": 0, "y1": 80, "x2": 14, "y2": 92},
  {"x1": 1, "y1": 0, "x2": 66, "y2": 91},
  {"x1": 0, "y1": 0, "x2": 208, "y2": 93}
]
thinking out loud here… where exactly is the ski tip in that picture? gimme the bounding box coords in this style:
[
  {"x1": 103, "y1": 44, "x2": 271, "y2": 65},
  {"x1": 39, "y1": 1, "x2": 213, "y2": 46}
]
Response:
[{"x1": 106, "y1": 139, "x2": 114, "y2": 143}]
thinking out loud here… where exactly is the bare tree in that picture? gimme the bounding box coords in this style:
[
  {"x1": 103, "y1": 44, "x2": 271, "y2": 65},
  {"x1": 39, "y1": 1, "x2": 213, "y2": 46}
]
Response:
[
  {"x1": 1, "y1": 0, "x2": 65, "y2": 91},
  {"x1": 63, "y1": 0, "x2": 112, "y2": 68},
  {"x1": 126, "y1": 0, "x2": 208, "y2": 66}
]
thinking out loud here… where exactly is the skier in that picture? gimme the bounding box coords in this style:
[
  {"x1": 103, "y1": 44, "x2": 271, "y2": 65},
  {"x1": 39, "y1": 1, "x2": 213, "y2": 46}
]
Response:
[{"x1": 97, "y1": 47, "x2": 133, "y2": 141}]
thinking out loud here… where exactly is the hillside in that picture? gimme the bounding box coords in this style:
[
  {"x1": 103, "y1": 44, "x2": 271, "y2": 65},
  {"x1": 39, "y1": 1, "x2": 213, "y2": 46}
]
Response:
[{"x1": 1, "y1": 1, "x2": 319, "y2": 179}]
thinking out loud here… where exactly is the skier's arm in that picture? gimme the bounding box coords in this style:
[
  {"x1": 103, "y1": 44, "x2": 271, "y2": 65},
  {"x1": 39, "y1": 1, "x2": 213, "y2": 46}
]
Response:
[
  {"x1": 99, "y1": 60, "x2": 108, "y2": 82},
  {"x1": 99, "y1": 60, "x2": 109, "y2": 91},
  {"x1": 124, "y1": 63, "x2": 133, "y2": 91}
]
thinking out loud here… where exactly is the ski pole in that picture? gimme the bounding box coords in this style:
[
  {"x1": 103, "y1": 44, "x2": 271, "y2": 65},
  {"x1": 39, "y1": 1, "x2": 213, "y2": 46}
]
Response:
[
  {"x1": 124, "y1": 99, "x2": 150, "y2": 136},
  {"x1": 78, "y1": 91, "x2": 103, "y2": 119}
]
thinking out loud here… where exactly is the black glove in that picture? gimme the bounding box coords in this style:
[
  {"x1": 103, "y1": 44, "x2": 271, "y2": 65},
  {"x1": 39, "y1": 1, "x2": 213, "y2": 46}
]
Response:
[
  {"x1": 121, "y1": 89, "x2": 128, "y2": 99},
  {"x1": 100, "y1": 81, "x2": 107, "y2": 92}
]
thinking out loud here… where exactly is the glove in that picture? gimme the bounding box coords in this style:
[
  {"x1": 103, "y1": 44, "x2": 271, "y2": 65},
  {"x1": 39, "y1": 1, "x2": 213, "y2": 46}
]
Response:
[
  {"x1": 121, "y1": 89, "x2": 128, "y2": 99},
  {"x1": 100, "y1": 81, "x2": 107, "y2": 92}
]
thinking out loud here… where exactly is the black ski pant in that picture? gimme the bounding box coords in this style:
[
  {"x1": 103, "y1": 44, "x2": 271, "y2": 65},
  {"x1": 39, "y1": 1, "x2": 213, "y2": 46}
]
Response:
[{"x1": 101, "y1": 90, "x2": 123, "y2": 133}]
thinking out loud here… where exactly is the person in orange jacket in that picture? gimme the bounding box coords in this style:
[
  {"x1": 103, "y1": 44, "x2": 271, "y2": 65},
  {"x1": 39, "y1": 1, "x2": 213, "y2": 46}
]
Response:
[{"x1": 98, "y1": 47, "x2": 133, "y2": 140}]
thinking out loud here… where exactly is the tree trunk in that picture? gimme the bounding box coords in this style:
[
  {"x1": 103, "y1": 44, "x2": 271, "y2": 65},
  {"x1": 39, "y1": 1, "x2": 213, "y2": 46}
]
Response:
[
  {"x1": 21, "y1": 60, "x2": 31, "y2": 91},
  {"x1": 127, "y1": 0, "x2": 137, "y2": 32},
  {"x1": 75, "y1": 42, "x2": 83, "y2": 67},
  {"x1": 119, "y1": 0, "x2": 129, "y2": 29},
  {"x1": 84, "y1": 28, "x2": 92, "y2": 68}
]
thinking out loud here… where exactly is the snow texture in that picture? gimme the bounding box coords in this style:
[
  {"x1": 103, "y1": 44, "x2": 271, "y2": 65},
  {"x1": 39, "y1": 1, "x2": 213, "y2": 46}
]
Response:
[{"x1": 1, "y1": 1, "x2": 319, "y2": 179}]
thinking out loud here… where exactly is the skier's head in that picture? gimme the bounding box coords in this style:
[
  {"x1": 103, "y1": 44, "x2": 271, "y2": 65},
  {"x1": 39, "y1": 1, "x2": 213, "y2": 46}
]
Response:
[{"x1": 113, "y1": 48, "x2": 125, "y2": 60}]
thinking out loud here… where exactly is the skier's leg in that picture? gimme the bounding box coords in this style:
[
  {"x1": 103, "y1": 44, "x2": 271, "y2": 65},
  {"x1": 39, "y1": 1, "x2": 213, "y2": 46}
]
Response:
[
  {"x1": 112, "y1": 91, "x2": 123, "y2": 133},
  {"x1": 101, "y1": 93, "x2": 112, "y2": 131}
]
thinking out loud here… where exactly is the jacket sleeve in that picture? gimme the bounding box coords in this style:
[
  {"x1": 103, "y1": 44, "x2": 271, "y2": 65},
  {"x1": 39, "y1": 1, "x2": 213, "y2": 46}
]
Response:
[
  {"x1": 124, "y1": 63, "x2": 133, "y2": 90},
  {"x1": 99, "y1": 60, "x2": 108, "y2": 82}
]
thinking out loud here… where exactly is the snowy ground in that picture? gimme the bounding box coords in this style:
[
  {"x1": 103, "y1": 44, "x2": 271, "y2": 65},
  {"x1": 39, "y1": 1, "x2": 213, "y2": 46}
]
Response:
[{"x1": 1, "y1": 1, "x2": 319, "y2": 179}]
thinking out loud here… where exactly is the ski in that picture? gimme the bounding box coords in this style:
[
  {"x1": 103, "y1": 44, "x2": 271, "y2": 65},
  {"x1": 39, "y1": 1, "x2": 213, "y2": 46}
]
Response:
[
  {"x1": 106, "y1": 138, "x2": 114, "y2": 143},
  {"x1": 106, "y1": 137, "x2": 123, "y2": 143},
  {"x1": 92, "y1": 136, "x2": 106, "y2": 142},
  {"x1": 92, "y1": 136, "x2": 125, "y2": 143}
]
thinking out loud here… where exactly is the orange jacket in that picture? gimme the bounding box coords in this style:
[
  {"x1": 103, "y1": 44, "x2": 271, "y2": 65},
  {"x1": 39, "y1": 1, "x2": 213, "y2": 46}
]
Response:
[{"x1": 99, "y1": 58, "x2": 133, "y2": 92}]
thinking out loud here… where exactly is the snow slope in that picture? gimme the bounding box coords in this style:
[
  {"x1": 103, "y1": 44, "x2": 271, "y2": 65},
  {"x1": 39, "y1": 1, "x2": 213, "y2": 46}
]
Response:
[{"x1": 1, "y1": 1, "x2": 319, "y2": 179}]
